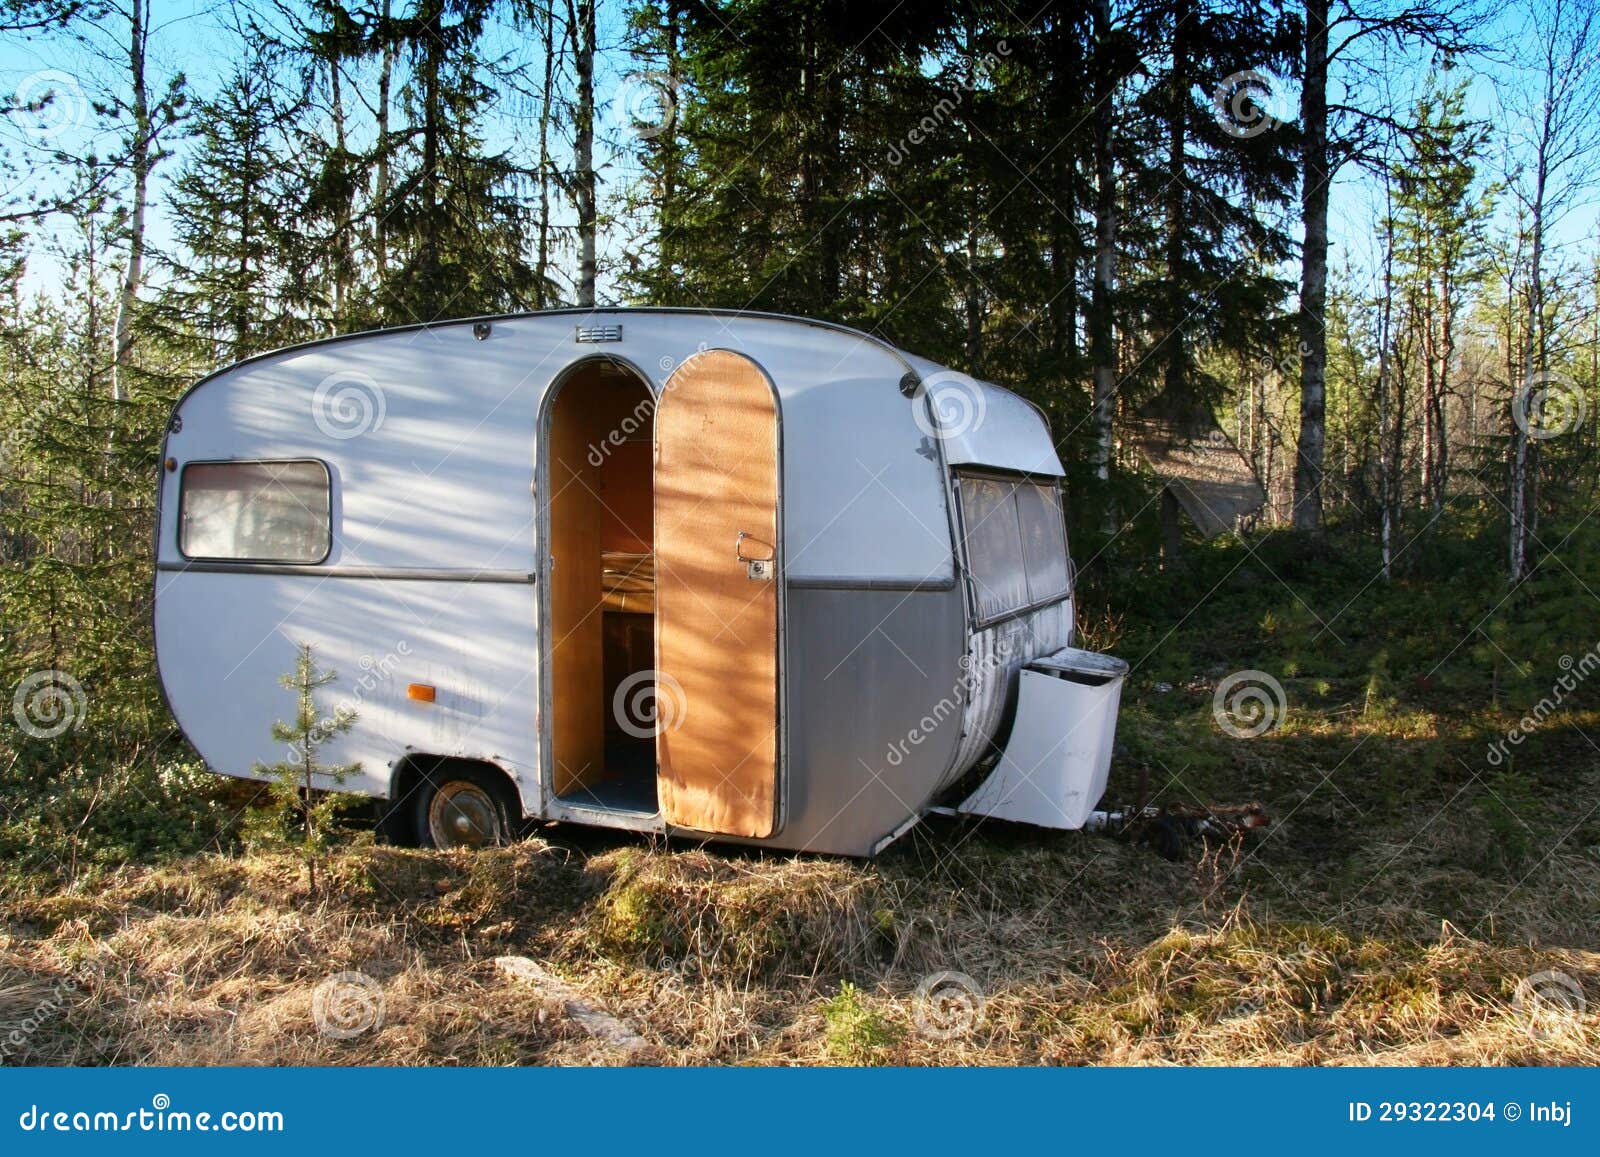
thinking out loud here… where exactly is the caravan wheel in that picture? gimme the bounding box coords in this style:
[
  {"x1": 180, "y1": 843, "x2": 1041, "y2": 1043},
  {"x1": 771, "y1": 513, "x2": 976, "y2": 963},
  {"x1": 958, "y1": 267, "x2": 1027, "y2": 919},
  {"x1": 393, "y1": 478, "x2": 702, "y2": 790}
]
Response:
[{"x1": 413, "y1": 765, "x2": 518, "y2": 850}]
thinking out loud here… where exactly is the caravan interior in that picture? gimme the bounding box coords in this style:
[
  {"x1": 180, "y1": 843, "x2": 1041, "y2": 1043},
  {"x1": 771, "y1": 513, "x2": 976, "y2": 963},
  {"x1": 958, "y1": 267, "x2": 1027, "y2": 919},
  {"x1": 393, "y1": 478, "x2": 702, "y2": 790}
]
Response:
[{"x1": 547, "y1": 358, "x2": 658, "y2": 814}]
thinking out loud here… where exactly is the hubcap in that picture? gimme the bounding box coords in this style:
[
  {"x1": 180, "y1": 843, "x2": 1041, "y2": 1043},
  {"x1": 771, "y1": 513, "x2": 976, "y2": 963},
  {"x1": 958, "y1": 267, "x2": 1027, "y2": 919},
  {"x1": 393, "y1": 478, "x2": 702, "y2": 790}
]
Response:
[{"x1": 427, "y1": 783, "x2": 501, "y2": 849}]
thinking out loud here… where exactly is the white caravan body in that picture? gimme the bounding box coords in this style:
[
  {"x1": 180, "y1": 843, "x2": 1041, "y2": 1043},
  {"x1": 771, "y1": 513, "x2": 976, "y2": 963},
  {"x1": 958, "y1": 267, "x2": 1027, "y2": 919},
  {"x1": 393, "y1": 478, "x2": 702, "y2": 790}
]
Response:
[{"x1": 154, "y1": 309, "x2": 1128, "y2": 855}]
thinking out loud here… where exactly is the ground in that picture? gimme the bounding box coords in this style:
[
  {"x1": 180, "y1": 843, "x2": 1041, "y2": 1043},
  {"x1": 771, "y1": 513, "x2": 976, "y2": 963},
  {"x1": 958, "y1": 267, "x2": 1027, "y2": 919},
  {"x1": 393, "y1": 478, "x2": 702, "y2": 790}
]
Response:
[{"x1": 2, "y1": 523, "x2": 1598, "y2": 1065}]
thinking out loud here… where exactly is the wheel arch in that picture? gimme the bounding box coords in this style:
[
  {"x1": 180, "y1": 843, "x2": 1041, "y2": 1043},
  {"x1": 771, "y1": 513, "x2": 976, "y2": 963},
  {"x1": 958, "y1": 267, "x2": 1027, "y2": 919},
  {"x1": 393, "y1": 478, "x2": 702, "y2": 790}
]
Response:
[{"x1": 382, "y1": 753, "x2": 527, "y2": 844}]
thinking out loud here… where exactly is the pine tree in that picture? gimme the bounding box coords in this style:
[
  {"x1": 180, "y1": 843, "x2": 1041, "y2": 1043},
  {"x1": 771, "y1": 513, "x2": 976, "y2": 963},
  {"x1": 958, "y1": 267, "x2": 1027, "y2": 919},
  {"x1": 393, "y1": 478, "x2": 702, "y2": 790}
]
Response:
[
  {"x1": 1125, "y1": 0, "x2": 1300, "y2": 417},
  {"x1": 369, "y1": 0, "x2": 538, "y2": 322},
  {"x1": 1390, "y1": 73, "x2": 1495, "y2": 516},
  {"x1": 151, "y1": 52, "x2": 308, "y2": 363},
  {"x1": 246, "y1": 644, "x2": 360, "y2": 896}
]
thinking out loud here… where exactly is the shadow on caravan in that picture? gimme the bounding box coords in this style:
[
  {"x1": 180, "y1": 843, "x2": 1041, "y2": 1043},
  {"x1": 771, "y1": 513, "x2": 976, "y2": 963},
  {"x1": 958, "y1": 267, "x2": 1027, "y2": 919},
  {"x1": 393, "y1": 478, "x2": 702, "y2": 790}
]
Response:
[{"x1": 153, "y1": 309, "x2": 1128, "y2": 856}]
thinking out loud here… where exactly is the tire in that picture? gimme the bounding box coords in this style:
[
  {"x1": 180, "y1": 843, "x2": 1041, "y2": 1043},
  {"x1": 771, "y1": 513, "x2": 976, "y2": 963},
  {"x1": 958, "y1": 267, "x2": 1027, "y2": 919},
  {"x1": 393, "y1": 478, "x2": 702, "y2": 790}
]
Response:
[{"x1": 411, "y1": 764, "x2": 520, "y2": 850}]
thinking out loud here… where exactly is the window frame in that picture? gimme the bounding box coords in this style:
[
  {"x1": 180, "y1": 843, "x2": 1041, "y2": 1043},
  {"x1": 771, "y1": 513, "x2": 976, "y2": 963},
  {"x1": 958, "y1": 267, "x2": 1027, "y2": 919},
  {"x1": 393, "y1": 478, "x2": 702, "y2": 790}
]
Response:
[
  {"x1": 177, "y1": 457, "x2": 334, "y2": 565},
  {"x1": 952, "y1": 468, "x2": 1073, "y2": 629}
]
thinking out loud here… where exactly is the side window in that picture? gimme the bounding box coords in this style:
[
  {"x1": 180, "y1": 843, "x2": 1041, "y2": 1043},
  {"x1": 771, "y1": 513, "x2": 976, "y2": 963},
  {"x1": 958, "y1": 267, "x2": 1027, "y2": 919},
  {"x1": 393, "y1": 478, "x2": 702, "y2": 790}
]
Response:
[
  {"x1": 956, "y1": 473, "x2": 1070, "y2": 623},
  {"x1": 1016, "y1": 482, "x2": 1070, "y2": 602},
  {"x1": 180, "y1": 460, "x2": 331, "y2": 563},
  {"x1": 956, "y1": 475, "x2": 1029, "y2": 622}
]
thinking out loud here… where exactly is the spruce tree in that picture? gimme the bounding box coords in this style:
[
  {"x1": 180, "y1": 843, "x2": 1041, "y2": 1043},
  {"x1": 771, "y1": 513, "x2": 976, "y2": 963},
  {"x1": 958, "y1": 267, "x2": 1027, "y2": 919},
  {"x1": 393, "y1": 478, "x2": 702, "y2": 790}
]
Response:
[{"x1": 151, "y1": 52, "x2": 308, "y2": 364}]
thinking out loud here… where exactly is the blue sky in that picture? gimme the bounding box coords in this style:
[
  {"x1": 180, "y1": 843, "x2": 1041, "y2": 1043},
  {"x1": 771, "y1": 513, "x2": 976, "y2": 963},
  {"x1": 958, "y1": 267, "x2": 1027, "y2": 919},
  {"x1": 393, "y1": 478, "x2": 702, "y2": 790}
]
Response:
[{"x1": 2, "y1": 1, "x2": 1595, "y2": 310}]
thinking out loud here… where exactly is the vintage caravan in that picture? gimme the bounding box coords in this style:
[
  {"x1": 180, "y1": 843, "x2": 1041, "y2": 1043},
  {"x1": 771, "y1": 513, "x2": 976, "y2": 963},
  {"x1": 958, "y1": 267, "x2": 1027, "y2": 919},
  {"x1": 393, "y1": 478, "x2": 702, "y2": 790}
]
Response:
[{"x1": 153, "y1": 309, "x2": 1128, "y2": 856}]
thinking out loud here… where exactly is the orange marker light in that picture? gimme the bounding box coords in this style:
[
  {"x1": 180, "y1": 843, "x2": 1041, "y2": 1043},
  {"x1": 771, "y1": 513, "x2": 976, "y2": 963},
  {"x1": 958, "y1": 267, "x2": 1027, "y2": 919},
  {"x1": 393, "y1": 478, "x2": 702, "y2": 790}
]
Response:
[{"x1": 407, "y1": 683, "x2": 436, "y2": 703}]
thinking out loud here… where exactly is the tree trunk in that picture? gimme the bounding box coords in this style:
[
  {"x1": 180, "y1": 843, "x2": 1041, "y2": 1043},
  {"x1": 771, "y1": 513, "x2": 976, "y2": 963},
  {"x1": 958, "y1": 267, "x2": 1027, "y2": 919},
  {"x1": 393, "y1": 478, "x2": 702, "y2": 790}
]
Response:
[
  {"x1": 1162, "y1": 0, "x2": 1190, "y2": 401},
  {"x1": 1048, "y1": 16, "x2": 1081, "y2": 375},
  {"x1": 534, "y1": 0, "x2": 554, "y2": 306},
  {"x1": 657, "y1": 0, "x2": 682, "y2": 289},
  {"x1": 1377, "y1": 179, "x2": 1397, "y2": 580},
  {"x1": 1160, "y1": 486, "x2": 1183, "y2": 564},
  {"x1": 1510, "y1": 84, "x2": 1551, "y2": 582},
  {"x1": 374, "y1": 0, "x2": 394, "y2": 276},
  {"x1": 1419, "y1": 278, "x2": 1436, "y2": 511},
  {"x1": 1434, "y1": 272, "x2": 1454, "y2": 511},
  {"x1": 1292, "y1": 0, "x2": 1330, "y2": 531},
  {"x1": 418, "y1": 0, "x2": 443, "y2": 305},
  {"x1": 111, "y1": 0, "x2": 151, "y2": 415},
  {"x1": 570, "y1": 0, "x2": 597, "y2": 307},
  {"x1": 962, "y1": 23, "x2": 982, "y2": 373},
  {"x1": 1089, "y1": 0, "x2": 1118, "y2": 530},
  {"x1": 328, "y1": 51, "x2": 351, "y2": 328}
]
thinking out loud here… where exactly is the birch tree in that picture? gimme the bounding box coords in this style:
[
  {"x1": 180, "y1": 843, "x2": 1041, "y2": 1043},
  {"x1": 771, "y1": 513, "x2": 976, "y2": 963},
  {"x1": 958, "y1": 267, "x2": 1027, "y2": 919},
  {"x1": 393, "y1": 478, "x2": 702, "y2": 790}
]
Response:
[{"x1": 1503, "y1": 0, "x2": 1600, "y2": 580}]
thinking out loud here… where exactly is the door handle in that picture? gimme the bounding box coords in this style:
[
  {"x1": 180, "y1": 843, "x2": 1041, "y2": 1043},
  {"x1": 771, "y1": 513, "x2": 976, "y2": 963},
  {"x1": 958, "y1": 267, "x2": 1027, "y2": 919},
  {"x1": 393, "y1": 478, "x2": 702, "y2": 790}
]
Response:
[{"x1": 735, "y1": 531, "x2": 774, "y2": 562}]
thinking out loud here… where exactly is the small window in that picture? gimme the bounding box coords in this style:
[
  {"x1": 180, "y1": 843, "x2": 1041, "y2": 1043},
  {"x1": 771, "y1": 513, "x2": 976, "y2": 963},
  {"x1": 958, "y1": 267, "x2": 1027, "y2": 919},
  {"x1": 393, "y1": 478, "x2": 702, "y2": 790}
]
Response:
[
  {"x1": 180, "y1": 460, "x2": 331, "y2": 563},
  {"x1": 957, "y1": 476, "x2": 1029, "y2": 622},
  {"x1": 1016, "y1": 482, "x2": 1070, "y2": 602},
  {"x1": 956, "y1": 473, "x2": 1070, "y2": 623}
]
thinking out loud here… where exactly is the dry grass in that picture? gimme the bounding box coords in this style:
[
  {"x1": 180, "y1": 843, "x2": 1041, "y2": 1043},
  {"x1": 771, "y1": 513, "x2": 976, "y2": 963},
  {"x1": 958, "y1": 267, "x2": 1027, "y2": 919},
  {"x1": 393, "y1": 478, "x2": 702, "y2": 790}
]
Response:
[{"x1": 2, "y1": 822, "x2": 1594, "y2": 1067}]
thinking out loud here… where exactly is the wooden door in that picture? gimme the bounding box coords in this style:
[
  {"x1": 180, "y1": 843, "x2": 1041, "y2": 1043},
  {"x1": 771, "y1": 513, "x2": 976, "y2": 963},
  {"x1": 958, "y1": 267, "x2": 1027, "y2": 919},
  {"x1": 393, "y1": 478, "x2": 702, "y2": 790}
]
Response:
[{"x1": 653, "y1": 350, "x2": 780, "y2": 837}]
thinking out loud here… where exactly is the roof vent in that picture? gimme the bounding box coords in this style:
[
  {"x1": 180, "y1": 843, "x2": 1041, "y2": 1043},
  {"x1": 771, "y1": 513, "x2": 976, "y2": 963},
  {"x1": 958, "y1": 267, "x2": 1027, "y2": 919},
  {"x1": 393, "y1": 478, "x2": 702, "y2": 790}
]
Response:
[{"x1": 575, "y1": 324, "x2": 623, "y2": 344}]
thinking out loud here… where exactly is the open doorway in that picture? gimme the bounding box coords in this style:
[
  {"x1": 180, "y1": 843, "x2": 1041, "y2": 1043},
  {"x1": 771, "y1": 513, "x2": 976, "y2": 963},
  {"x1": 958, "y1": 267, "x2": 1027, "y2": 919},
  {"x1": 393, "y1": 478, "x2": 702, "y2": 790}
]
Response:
[{"x1": 546, "y1": 357, "x2": 657, "y2": 814}]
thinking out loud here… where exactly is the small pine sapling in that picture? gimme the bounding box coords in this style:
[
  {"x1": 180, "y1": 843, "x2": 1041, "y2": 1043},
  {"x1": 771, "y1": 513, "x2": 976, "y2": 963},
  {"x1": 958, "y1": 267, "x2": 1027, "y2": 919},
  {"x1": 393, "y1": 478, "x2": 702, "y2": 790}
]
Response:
[{"x1": 248, "y1": 643, "x2": 361, "y2": 895}]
